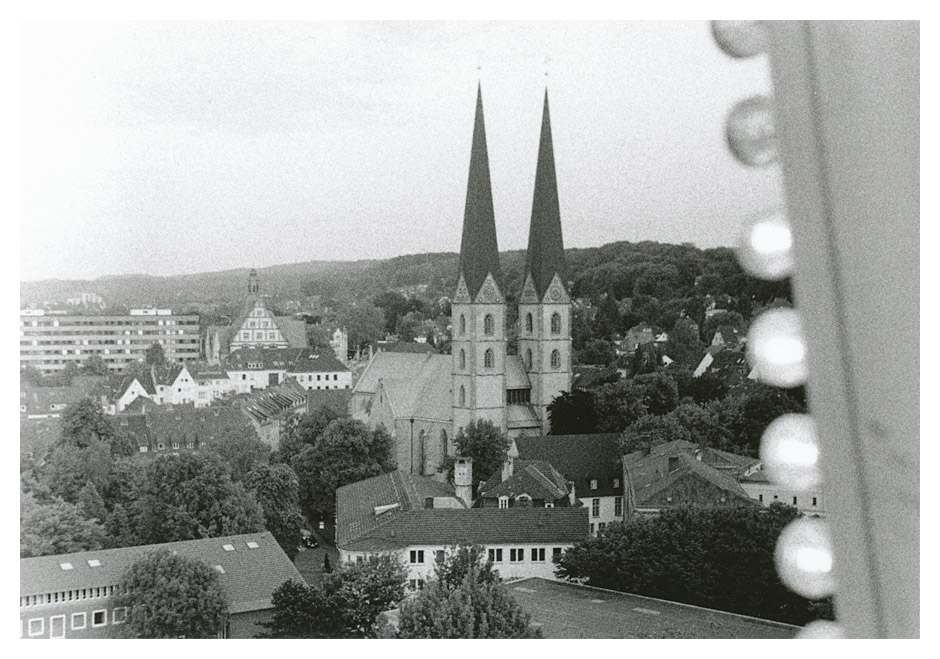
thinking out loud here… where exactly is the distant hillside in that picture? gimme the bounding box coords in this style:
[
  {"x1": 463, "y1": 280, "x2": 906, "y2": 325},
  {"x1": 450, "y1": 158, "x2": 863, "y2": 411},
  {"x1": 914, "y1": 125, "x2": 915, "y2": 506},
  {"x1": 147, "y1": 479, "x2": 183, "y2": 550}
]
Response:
[{"x1": 20, "y1": 240, "x2": 790, "y2": 318}]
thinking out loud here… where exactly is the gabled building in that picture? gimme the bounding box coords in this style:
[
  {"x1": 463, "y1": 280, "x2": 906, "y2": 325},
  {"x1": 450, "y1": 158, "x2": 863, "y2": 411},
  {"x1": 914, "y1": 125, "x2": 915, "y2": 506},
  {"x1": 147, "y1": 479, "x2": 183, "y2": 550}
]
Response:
[
  {"x1": 515, "y1": 434, "x2": 627, "y2": 535},
  {"x1": 236, "y1": 378, "x2": 309, "y2": 447},
  {"x1": 478, "y1": 459, "x2": 575, "y2": 509},
  {"x1": 225, "y1": 348, "x2": 351, "y2": 394},
  {"x1": 114, "y1": 403, "x2": 257, "y2": 453},
  {"x1": 19, "y1": 532, "x2": 302, "y2": 639},
  {"x1": 336, "y1": 464, "x2": 588, "y2": 588},
  {"x1": 622, "y1": 443, "x2": 760, "y2": 518}
]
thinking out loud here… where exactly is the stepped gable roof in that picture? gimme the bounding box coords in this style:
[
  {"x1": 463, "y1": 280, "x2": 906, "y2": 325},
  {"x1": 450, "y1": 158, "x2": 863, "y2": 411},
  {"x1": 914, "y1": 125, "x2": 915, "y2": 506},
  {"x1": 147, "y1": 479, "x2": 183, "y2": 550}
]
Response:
[
  {"x1": 20, "y1": 532, "x2": 302, "y2": 615},
  {"x1": 336, "y1": 470, "x2": 463, "y2": 547},
  {"x1": 515, "y1": 433, "x2": 625, "y2": 498},
  {"x1": 375, "y1": 354, "x2": 453, "y2": 422},
  {"x1": 456, "y1": 83, "x2": 502, "y2": 299},
  {"x1": 523, "y1": 90, "x2": 568, "y2": 299},
  {"x1": 479, "y1": 459, "x2": 571, "y2": 501},
  {"x1": 342, "y1": 507, "x2": 588, "y2": 552}
]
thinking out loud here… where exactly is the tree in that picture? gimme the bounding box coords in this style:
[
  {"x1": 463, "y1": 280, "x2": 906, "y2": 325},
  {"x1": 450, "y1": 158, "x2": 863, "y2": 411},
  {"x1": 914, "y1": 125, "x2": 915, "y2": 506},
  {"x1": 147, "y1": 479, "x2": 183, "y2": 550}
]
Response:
[
  {"x1": 199, "y1": 423, "x2": 271, "y2": 481},
  {"x1": 259, "y1": 555, "x2": 406, "y2": 638},
  {"x1": 244, "y1": 463, "x2": 305, "y2": 561},
  {"x1": 21, "y1": 493, "x2": 107, "y2": 557},
  {"x1": 81, "y1": 354, "x2": 110, "y2": 376},
  {"x1": 548, "y1": 389, "x2": 598, "y2": 435},
  {"x1": 633, "y1": 372, "x2": 680, "y2": 415},
  {"x1": 20, "y1": 366, "x2": 45, "y2": 387},
  {"x1": 667, "y1": 317, "x2": 704, "y2": 368},
  {"x1": 343, "y1": 303, "x2": 386, "y2": 351},
  {"x1": 44, "y1": 440, "x2": 115, "y2": 503},
  {"x1": 77, "y1": 482, "x2": 108, "y2": 523},
  {"x1": 555, "y1": 504, "x2": 830, "y2": 625},
  {"x1": 701, "y1": 311, "x2": 746, "y2": 344},
  {"x1": 112, "y1": 550, "x2": 228, "y2": 638},
  {"x1": 291, "y1": 418, "x2": 395, "y2": 524},
  {"x1": 450, "y1": 420, "x2": 511, "y2": 491},
  {"x1": 593, "y1": 380, "x2": 648, "y2": 433},
  {"x1": 277, "y1": 405, "x2": 342, "y2": 464},
  {"x1": 132, "y1": 452, "x2": 265, "y2": 545},
  {"x1": 59, "y1": 398, "x2": 118, "y2": 451},
  {"x1": 145, "y1": 342, "x2": 167, "y2": 366},
  {"x1": 578, "y1": 339, "x2": 617, "y2": 366},
  {"x1": 397, "y1": 545, "x2": 539, "y2": 638}
]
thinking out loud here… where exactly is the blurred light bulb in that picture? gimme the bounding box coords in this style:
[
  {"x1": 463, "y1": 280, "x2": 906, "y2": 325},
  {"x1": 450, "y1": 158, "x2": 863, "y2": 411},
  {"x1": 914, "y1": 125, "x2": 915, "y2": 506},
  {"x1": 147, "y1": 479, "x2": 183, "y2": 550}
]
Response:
[
  {"x1": 761, "y1": 414, "x2": 821, "y2": 490},
  {"x1": 726, "y1": 95, "x2": 778, "y2": 167},
  {"x1": 737, "y1": 211, "x2": 794, "y2": 280},
  {"x1": 711, "y1": 21, "x2": 768, "y2": 59},
  {"x1": 775, "y1": 518, "x2": 835, "y2": 599},
  {"x1": 797, "y1": 620, "x2": 845, "y2": 639},
  {"x1": 747, "y1": 308, "x2": 807, "y2": 388}
]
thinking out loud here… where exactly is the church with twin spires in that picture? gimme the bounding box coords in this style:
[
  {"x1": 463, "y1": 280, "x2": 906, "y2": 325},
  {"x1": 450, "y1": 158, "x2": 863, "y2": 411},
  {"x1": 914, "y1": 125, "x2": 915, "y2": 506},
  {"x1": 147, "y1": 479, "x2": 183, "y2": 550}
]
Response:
[{"x1": 350, "y1": 85, "x2": 572, "y2": 476}]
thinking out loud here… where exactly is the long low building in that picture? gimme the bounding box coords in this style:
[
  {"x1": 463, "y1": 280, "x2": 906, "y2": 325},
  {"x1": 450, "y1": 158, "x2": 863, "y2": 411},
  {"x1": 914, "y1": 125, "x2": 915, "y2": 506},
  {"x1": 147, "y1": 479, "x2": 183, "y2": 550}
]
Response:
[
  {"x1": 336, "y1": 469, "x2": 589, "y2": 590},
  {"x1": 19, "y1": 532, "x2": 303, "y2": 639}
]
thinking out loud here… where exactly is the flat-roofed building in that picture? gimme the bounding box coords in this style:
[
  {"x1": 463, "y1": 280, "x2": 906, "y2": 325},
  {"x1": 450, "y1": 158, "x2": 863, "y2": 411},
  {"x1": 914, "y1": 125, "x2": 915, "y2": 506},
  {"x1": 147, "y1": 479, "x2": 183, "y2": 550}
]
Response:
[{"x1": 19, "y1": 309, "x2": 200, "y2": 374}]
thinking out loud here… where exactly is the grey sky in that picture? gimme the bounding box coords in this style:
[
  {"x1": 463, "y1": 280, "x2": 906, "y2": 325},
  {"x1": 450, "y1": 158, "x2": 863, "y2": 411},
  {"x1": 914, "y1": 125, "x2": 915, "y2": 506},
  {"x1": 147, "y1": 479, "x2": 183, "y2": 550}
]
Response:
[{"x1": 20, "y1": 21, "x2": 783, "y2": 282}]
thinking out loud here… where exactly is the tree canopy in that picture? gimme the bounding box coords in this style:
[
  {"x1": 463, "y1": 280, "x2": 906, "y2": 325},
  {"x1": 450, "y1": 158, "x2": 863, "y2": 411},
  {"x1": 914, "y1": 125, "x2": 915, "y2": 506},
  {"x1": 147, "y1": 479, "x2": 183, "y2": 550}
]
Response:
[
  {"x1": 20, "y1": 492, "x2": 107, "y2": 558},
  {"x1": 259, "y1": 555, "x2": 406, "y2": 638},
  {"x1": 145, "y1": 342, "x2": 167, "y2": 366},
  {"x1": 450, "y1": 420, "x2": 511, "y2": 491},
  {"x1": 244, "y1": 463, "x2": 305, "y2": 561},
  {"x1": 396, "y1": 545, "x2": 539, "y2": 639},
  {"x1": 112, "y1": 550, "x2": 228, "y2": 638},
  {"x1": 555, "y1": 504, "x2": 831, "y2": 626}
]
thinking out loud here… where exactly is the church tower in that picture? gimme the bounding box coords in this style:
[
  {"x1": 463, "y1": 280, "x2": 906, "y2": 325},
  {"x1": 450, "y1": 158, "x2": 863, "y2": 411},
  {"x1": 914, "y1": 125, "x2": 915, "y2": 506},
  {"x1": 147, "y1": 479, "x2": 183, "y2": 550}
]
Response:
[
  {"x1": 452, "y1": 84, "x2": 507, "y2": 434},
  {"x1": 247, "y1": 268, "x2": 260, "y2": 295},
  {"x1": 518, "y1": 90, "x2": 572, "y2": 434}
]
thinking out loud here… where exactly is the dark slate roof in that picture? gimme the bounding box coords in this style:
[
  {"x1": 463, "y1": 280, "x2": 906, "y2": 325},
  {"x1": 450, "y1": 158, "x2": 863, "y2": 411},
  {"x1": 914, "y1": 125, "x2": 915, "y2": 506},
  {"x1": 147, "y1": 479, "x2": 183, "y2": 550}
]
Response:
[
  {"x1": 456, "y1": 83, "x2": 502, "y2": 299},
  {"x1": 624, "y1": 450, "x2": 756, "y2": 508},
  {"x1": 379, "y1": 341, "x2": 438, "y2": 354},
  {"x1": 479, "y1": 460, "x2": 570, "y2": 501},
  {"x1": 187, "y1": 362, "x2": 230, "y2": 381},
  {"x1": 20, "y1": 385, "x2": 86, "y2": 415},
  {"x1": 306, "y1": 388, "x2": 354, "y2": 415},
  {"x1": 336, "y1": 470, "x2": 464, "y2": 547},
  {"x1": 515, "y1": 434, "x2": 624, "y2": 498},
  {"x1": 523, "y1": 90, "x2": 568, "y2": 299},
  {"x1": 114, "y1": 403, "x2": 254, "y2": 448},
  {"x1": 20, "y1": 532, "x2": 302, "y2": 615},
  {"x1": 239, "y1": 379, "x2": 308, "y2": 423},
  {"x1": 225, "y1": 348, "x2": 349, "y2": 373},
  {"x1": 274, "y1": 317, "x2": 309, "y2": 349},
  {"x1": 342, "y1": 508, "x2": 589, "y2": 552}
]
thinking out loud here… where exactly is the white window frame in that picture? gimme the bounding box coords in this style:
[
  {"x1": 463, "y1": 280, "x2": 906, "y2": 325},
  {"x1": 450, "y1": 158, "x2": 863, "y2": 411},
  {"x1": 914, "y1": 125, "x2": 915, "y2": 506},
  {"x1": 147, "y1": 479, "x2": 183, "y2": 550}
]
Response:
[
  {"x1": 592, "y1": 498, "x2": 600, "y2": 518},
  {"x1": 71, "y1": 612, "x2": 87, "y2": 630},
  {"x1": 498, "y1": 496, "x2": 509, "y2": 509},
  {"x1": 112, "y1": 607, "x2": 128, "y2": 625},
  {"x1": 49, "y1": 614, "x2": 66, "y2": 639},
  {"x1": 409, "y1": 549, "x2": 424, "y2": 564},
  {"x1": 91, "y1": 609, "x2": 108, "y2": 627},
  {"x1": 28, "y1": 617, "x2": 44, "y2": 636}
]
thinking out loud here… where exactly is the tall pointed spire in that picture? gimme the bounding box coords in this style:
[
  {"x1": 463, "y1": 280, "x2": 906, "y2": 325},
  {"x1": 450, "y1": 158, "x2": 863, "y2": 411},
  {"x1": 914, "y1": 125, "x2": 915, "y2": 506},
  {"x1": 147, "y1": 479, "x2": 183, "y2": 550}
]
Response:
[
  {"x1": 457, "y1": 83, "x2": 502, "y2": 298},
  {"x1": 524, "y1": 89, "x2": 568, "y2": 298}
]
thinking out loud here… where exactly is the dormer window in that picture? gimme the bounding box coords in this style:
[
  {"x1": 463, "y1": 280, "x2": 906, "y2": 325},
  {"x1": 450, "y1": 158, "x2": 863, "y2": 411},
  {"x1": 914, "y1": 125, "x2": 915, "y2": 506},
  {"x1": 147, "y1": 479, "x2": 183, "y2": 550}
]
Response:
[
  {"x1": 498, "y1": 496, "x2": 509, "y2": 509},
  {"x1": 590, "y1": 479, "x2": 598, "y2": 490}
]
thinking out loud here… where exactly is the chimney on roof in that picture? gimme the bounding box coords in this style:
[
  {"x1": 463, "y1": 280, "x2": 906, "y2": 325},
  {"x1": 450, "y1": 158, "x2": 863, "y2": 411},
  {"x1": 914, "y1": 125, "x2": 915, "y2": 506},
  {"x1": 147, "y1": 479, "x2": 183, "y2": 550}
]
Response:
[
  {"x1": 567, "y1": 481, "x2": 576, "y2": 506},
  {"x1": 501, "y1": 454, "x2": 514, "y2": 482},
  {"x1": 424, "y1": 497, "x2": 434, "y2": 509},
  {"x1": 454, "y1": 457, "x2": 473, "y2": 508}
]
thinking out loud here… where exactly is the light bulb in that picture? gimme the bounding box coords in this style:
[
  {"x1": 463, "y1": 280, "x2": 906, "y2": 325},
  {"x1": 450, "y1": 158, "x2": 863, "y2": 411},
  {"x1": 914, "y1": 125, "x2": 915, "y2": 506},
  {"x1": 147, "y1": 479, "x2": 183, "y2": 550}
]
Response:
[
  {"x1": 737, "y1": 211, "x2": 794, "y2": 280},
  {"x1": 726, "y1": 95, "x2": 778, "y2": 167},
  {"x1": 747, "y1": 308, "x2": 807, "y2": 388},
  {"x1": 797, "y1": 620, "x2": 844, "y2": 639},
  {"x1": 761, "y1": 413, "x2": 821, "y2": 490},
  {"x1": 775, "y1": 518, "x2": 835, "y2": 599},
  {"x1": 711, "y1": 21, "x2": 767, "y2": 59}
]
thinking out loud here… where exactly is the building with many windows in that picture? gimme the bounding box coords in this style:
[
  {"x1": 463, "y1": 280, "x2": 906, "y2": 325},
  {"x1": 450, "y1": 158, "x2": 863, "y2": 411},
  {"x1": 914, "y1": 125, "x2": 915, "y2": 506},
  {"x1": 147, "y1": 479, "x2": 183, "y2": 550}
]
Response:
[
  {"x1": 19, "y1": 308, "x2": 200, "y2": 374},
  {"x1": 19, "y1": 532, "x2": 302, "y2": 639}
]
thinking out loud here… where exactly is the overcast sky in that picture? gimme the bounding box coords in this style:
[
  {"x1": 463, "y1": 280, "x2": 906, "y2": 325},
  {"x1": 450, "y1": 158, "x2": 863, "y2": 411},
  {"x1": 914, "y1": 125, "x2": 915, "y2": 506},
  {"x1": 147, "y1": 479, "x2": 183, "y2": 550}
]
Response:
[{"x1": 20, "y1": 21, "x2": 783, "y2": 282}]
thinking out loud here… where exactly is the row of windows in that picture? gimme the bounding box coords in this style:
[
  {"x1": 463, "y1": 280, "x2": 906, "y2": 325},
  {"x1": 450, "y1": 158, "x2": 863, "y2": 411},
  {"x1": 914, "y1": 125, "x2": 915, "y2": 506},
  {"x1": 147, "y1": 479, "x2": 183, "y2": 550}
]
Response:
[
  {"x1": 238, "y1": 331, "x2": 281, "y2": 341},
  {"x1": 487, "y1": 547, "x2": 563, "y2": 563},
  {"x1": 21, "y1": 319, "x2": 198, "y2": 327},
  {"x1": 21, "y1": 585, "x2": 119, "y2": 608},
  {"x1": 456, "y1": 313, "x2": 563, "y2": 337},
  {"x1": 23, "y1": 607, "x2": 126, "y2": 638}
]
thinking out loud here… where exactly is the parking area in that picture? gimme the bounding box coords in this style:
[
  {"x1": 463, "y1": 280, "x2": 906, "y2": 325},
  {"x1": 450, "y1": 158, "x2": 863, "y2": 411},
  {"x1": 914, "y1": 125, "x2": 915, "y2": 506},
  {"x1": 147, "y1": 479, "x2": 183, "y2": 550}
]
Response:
[{"x1": 509, "y1": 578, "x2": 798, "y2": 639}]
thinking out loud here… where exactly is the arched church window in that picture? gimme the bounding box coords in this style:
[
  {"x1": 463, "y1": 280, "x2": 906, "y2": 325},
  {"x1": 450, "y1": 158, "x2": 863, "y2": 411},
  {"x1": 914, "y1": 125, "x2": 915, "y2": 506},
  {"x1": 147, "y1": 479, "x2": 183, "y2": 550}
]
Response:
[
  {"x1": 459, "y1": 315, "x2": 466, "y2": 335},
  {"x1": 440, "y1": 430, "x2": 448, "y2": 459},
  {"x1": 459, "y1": 349, "x2": 466, "y2": 370},
  {"x1": 459, "y1": 385, "x2": 466, "y2": 407},
  {"x1": 551, "y1": 312, "x2": 561, "y2": 335},
  {"x1": 551, "y1": 349, "x2": 561, "y2": 369},
  {"x1": 484, "y1": 314, "x2": 494, "y2": 336},
  {"x1": 526, "y1": 313, "x2": 533, "y2": 334},
  {"x1": 525, "y1": 349, "x2": 532, "y2": 370},
  {"x1": 484, "y1": 349, "x2": 494, "y2": 369}
]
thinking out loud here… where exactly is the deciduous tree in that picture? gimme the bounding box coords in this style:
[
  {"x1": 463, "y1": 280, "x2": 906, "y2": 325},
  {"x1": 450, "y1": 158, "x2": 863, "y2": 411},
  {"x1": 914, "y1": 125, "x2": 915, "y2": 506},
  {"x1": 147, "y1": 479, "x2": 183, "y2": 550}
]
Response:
[
  {"x1": 548, "y1": 389, "x2": 598, "y2": 435},
  {"x1": 20, "y1": 493, "x2": 107, "y2": 558},
  {"x1": 450, "y1": 420, "x2": 511, "y2": 491},
  {"x1": 112, "y1": 551, "x2": 228, "y2": 638},
  {"x1": 244, "y1": 463, "x2": 305, "y2": 561}
]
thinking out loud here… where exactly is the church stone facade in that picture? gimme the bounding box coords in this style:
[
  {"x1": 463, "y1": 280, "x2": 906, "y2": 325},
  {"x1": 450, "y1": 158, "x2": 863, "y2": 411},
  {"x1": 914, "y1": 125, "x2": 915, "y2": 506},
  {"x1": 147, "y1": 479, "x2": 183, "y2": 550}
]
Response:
[{"x1": 351, "y1": 85, "x2": 572, "y2": 475}]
